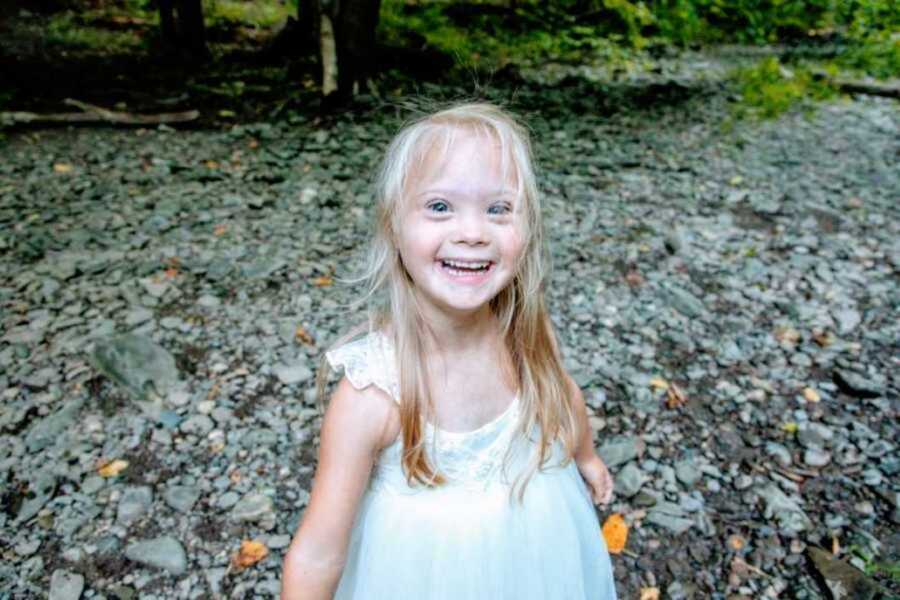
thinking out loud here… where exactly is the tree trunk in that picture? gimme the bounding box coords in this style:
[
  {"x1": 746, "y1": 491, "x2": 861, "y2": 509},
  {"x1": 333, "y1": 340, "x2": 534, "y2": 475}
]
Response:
[
  {"x1": 318, "y1": 0, "x2": 381, "y2": 100},
  {"x1": 157, "y1": 0, "x2": 210, "y2": 61}
]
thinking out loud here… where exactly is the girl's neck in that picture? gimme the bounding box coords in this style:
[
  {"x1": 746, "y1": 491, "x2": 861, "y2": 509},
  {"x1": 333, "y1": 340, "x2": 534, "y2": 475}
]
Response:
[{"x1": 419, "y1": 304, "x2": 501, "y2": 354}]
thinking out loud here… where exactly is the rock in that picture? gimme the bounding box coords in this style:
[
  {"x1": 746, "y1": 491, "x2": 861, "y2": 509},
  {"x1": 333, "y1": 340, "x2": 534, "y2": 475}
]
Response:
[
  {"x1": 125, "y1": 536, "x2": 187, "y2": 575},
  {"x1": 764, "y1": 442, "x2": 792, "y2": 467},
  {"x1": 597, "y1": 436, "x2": 641, "y2": 469},
  {"x1": 833, "y1": 308, "x2": 861, "y2": 335},
  {"x1": 833, "y1": 369, "x2": 882, "y2": 398},
  {"x1": 230, "y1": 492, "x2": 274, "y2": 522},
  {"x1": 49, "y1": 569, "x2": 84, "y2": 600},
  {"x1": 25, "y1": 400, "x2": 83, "y2": 452},
  {"x1": 117, "y1": 486, "x2": 153, "y2": 524},
  {"x1": 757, "y1": 484, "x2": 812, "y2": 535},
  {"x1": 797, "y1": 423, "x2": 834, "y2": 449},
  {"x1": 274, "y1": 362, "x2": 313, "y2": 385},
  {"x1": 180, "y1": 414, "x2": 214, "y2": 436},
  {"x1": 163, "y1": 485, "x2": 200, "y2": 513},
  {"x1": 646, "y1": 500, "x2": 694, "y2": 534},
  {"x1": 803, "y1": 448, "x2": 831, "y2": 467},
  {"x1": 90, "y1": 334, "x2": 179, "y2": 401},
  {"x1": 615, "y1": 463, "x2": 646, "y2": 497},
  {"x1": 661, "y1": 284, "x2": 706, "y2": 318},
  {"x1": 674, "y1": 459, "x2": 701, "y2": 487},
  {"x1": 807, "y1": 547, "x2": 883, "y2": 600}
]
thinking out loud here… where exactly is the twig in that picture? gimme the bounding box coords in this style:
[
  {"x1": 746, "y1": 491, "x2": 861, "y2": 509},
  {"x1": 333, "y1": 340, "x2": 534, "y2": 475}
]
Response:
[{"x1": 1, "y1": 98, "x2": 199, "y2": 127}]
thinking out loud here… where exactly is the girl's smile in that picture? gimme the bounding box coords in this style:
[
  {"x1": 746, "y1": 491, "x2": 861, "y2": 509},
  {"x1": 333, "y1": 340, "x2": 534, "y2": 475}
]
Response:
[{"x1": 396, "y1": 131, "x2": 525, "y2": 319}]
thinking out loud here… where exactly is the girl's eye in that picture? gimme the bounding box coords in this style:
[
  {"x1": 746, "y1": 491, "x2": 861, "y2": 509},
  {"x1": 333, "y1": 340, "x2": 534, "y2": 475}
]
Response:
[
  {"x1": 488, "y1": 202, "x2": 512, "y2": 215},
  {"x1": 427, "y1": 200, "x2": 449, "y2": 213}
]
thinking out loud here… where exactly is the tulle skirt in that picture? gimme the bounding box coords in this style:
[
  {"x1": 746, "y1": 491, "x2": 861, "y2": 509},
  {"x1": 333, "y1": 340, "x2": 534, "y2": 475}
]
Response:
[{"x1": 334, "y1": 461, "x2": 618, "y2": 600}]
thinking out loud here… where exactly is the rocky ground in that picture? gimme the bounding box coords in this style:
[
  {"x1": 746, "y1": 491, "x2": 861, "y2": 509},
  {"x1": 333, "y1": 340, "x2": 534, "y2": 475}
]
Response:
[{"x1": 1, "y1": 73, "x2": 898, "y2": 599}]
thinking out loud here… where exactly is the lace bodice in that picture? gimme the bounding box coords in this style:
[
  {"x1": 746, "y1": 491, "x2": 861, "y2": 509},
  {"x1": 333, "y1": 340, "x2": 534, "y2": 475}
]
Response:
[{"x1": 325, "y1": 332, "x2": 534, "y2": 491}]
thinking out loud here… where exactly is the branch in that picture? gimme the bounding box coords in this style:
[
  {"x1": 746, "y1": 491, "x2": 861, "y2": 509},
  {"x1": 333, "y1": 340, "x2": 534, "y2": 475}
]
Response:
[{"x1": 1, "y1": 99, "x2": 200, "y2": 127}]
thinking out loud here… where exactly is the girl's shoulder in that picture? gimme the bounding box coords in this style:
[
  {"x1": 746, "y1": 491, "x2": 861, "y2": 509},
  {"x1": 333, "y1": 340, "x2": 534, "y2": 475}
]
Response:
[{"x1": 325, "y1": 330, "x2": 399, "y2": 404}]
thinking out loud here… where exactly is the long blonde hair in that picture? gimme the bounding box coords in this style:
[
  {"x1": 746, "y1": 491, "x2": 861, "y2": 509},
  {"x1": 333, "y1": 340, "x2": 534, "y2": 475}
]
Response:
[{"x1": 319, "y1": 102, "x2": 580, "y2": 497}]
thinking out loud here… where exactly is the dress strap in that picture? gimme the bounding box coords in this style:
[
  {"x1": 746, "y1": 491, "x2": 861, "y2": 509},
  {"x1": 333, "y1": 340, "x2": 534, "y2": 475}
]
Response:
[{"x1": 325, "y1": 331, "x2": 400, "y2": 404}]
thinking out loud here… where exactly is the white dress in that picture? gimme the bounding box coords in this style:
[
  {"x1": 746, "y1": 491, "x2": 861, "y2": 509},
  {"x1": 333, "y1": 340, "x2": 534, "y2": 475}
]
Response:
[{"x1": 326, "y1": 332, "x2": 618, "y2": 600}]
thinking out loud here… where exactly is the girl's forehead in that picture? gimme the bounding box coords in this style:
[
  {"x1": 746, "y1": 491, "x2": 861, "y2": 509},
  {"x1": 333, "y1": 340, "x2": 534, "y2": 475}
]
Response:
[{"x1": 407, "y1": 130, "x2": 517, "y2": 190}]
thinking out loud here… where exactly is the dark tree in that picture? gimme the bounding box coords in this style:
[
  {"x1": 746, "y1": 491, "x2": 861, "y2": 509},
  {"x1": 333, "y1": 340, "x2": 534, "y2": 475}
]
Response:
[
  {"x1": 158, "y1": 0, "x2": 210, "y2": 61},
  {"x1": 319, "y1": 0, "x2": 382, "y2": 100}
]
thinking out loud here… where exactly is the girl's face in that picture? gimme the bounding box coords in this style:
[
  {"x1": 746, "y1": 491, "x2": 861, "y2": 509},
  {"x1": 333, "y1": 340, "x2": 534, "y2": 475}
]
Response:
[{"x1": 396, "y1": 131, "x2": 526, "y2": 321}]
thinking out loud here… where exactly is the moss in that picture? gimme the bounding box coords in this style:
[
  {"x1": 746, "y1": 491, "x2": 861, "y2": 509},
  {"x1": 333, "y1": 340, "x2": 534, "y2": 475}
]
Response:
[{"x1": 730, "y1": 57, "x2": 837, "y2": 120}]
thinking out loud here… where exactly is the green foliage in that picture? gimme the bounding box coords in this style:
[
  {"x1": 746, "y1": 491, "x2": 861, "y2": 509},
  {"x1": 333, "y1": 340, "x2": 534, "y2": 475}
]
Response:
[
  {"x1": 732, "y1": 57, "x2": 836, "y2": 119},
  {"x1": 45, "y1": 10, "x2": 148, "y2": 52},
  {"x1": 205, "y1": 0, "x2": 292, "y2": 29}
]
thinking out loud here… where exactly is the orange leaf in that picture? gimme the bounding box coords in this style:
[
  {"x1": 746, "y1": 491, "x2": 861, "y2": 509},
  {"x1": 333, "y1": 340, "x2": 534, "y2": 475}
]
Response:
[
  {"x1": 601, "y1": 513, "x2": 628, "y2": 554},
  {"x1": 312, "y1": 275, "x2": 333, "y2": 287},
  {"x1": 163, "y1": 267, "x2": 179, "y2": 279},
  {"x1": 666, "y1": 382, "x2": 687, "y2": 409},
  {"x1": 53, "y1": 162, "x2": 73, "y2": 173},
  {"x1": 295, "y1": 326, "x2": 314, "y2": 345},
  {"x1": 812, "y1": 330, "x2": 834, "y2": 347},
  {"x1": 727, "y1": 534, "x2": 746, "y2": 551},
  {"x1": 640, "y1": 588, "x2": 660, "y2": 600},
  {"x1": 231, "y1": 540, "x2": 269, "y2": 570},
  {"x1": 802, "y1": 387, "x2": 820, "y2": 403},
  {"x1": 205, "y1": 160, "x2": 219, "y2": 169},
  {"x1": 98, "y1": 459, "x2": 129, "y2": 477}
]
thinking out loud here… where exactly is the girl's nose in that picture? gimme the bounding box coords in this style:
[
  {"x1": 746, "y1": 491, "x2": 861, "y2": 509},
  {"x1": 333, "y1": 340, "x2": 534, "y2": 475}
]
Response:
[{"x1": 453, "y1": 212, "x2": 488, "y2": 245}]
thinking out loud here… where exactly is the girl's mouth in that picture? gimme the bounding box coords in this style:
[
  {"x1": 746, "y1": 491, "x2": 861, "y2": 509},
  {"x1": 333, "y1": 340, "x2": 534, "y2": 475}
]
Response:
[{"x1": 438, "y1": 259, "x2": 494, "y2": 280}]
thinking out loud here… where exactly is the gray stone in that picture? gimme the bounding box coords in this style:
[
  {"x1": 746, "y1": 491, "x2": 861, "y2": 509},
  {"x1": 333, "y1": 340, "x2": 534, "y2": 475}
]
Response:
[
  {"x1": 803, "y1": 448, "x2": 831, "y2": 467},
  {"x1": 230, "y1": 492, "x2": 274, "y2": 522},
  {"x1": 164, "y1": 486, "x2": 201, "y2": 513},
  {"x1": 274, "y1": 362, "x2": 313, "y2": 385},
  {"x1": 765, "y1": 442, "x2": 793, "y2": 467},
  {"x1": 597, "y1": 436, "x2": 641, "y2": 468},
  {"x1": 90, "y1": 334, "x2": 179, "y2": 401},
  {"x1": 646, "y1": 500, "x2": 694, "y2": 534},
  {"x1": 614, "y1": 463, "x2": 646, "y2": 497},
  {"x1": 180, "y1": 414, "x2": 214, "y2": 436},
  {"x1": 797, "y1": 423, "x2": 834, "y2": 450},
  {"x1": 117, "y1": 486, "x2": 153, "y2": 524},
  {"x1": 757, "y1": 484, "x2": 812, "y2": 535},
  {"x1": 49, "y1": 569, "x2": 84, "y2": 600},
  {"x1": 833, "y1": 369, "x2": 882, "y2": 398},
  {"x1": 674, "y1": 459, "x2": 702, "y2": 487},
  {"x1": 217, "y1": 491, "x2": 240, "y2": 510},
  {"x1": 125, "y1": 536, "x2": 187, "y2": 575},
  {"x1": 25, "y1": 400, "x2": 83, "y2": 452},
  {"x1": 662, "y1": 284, "x2": 706, "y2": 318},
  {"x1": 833, "y1": 308, "x2": 861, "y2": 335}
]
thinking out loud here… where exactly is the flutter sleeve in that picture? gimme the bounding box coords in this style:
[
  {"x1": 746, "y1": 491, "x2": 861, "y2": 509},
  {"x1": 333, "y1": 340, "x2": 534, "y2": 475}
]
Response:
[{"x1": 325, "y1": 332, "x2": 400, "y2": 404}]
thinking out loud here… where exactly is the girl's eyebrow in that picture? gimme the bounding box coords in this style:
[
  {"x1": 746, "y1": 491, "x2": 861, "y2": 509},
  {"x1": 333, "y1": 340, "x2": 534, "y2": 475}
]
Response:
[{"x1": 416, "y1": 187, "x2": 517, "y2": 198}]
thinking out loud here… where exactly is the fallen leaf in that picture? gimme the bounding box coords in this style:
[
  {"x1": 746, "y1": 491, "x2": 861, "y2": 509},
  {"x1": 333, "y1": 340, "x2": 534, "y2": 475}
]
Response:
[
  {"x1": 774, "y1": 326, "x2": 801, "y2": 344},
  {"x1": 218, "y1": 109, "x2": 236, "y2": 118},
  {"x1": 639, "y1": 587, "x2": 660, "y2": 600},
  {"x1": 163, "y1": 267, "x2": 179, "y2": 279},
  {"x1": 53, "y1": 162, "x2": 73, "y2": 173},
  {"x1": 782, "y1": 421, "x2": 798, "y2": 433},
  {"x1": 601, "y1": 513, "x2": 628, "y2": 554},
  {"x1": 312, "y1": 275, "x2": 333, "y2": 287},
  {"x1": 649, "y1": 377, "x2": 669, "y2": 391},
  {"x1": 295, "y1": 326, "x2": 315, "y2": 345},
  {"x1": 812, "y1": 330, "x2": 834, "y2": 347},
  {"x1": 832, "y1": 535, "x2": 840, "y2": 556},
  {"x1": 666, "y1": 382, "x2": 687, "y2": 409},
  {"x1": 729, "y1": 175, "x2": 744, "y2": 186},
  {"x1": 803, "y1": 387, "x2": 821, "y2": 403},
  {"x1": 231, "y1": 540, "x2": 269, "y2": 570},
  {"x1": 213, "y1": 224, "x2": 228, "y2": 236},
  {"x1": 98, "y1": 459, "x2": 129, "y2": 477},
  {"x1": 229, "y1": 469, "x2": 242, "y2": 485},
  {"x1": 625, "y1": 269, "x2": 644, "y2": 288},
  {"x1": 205, "y1": 160, "x2": 219, "y2": 169},
  {"x1": 248, "y1": 138, "x2": 259, "y2": 149},
  {"x1": 727, "y1": 534, "x2": 746, "y2": 551}
]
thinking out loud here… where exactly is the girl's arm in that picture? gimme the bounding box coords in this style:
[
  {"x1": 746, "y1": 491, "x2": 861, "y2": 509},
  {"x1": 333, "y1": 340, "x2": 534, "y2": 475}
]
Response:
[
  {"x1": 281, "y1": 377, "x2": 398, "y2": 600},
  {"x1": 567, "y1": 375, "x2": 614, "y2": 506}
]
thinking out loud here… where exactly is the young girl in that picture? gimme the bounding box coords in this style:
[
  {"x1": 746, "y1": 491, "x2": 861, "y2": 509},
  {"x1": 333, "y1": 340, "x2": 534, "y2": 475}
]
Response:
[{"x1": 281, "y1": 103, "x2": 617, "y2": 599}]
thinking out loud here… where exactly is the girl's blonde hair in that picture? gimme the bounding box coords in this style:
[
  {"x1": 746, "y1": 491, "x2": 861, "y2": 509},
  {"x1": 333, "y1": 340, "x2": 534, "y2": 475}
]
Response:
[{"x1": 318, "y1": 102, "x2": 580, "y2": 498}]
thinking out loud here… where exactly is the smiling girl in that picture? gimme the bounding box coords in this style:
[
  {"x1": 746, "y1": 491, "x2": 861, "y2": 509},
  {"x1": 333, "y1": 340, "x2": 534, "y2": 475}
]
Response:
[{"x1": 281, "y1": 103, "x2": 617, "y2": 599}]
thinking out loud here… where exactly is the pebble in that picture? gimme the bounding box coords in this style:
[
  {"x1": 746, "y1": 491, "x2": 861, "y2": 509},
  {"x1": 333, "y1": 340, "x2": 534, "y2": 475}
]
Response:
[
  {"x1": 49, "y1": 569, "x2": 84, "y2": 600},
  {"x1": 230, "y1": 492, "x2": 274, "y2": 522},
  {"x1": 164, "y1": 485, "x2": 201, "y2": 513},
  {"x1": 803, "y1": 448, "x2": 831, "y2": 467},
  {"x1": 117, "y1": 486, "x2": 153, "y2": 524},
  {"x1": 615, "y1": 463, "x2": 646, "y2": 497},
  {"x1": 125, "y1": 536, "x2": 187, "y2": 575}
]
